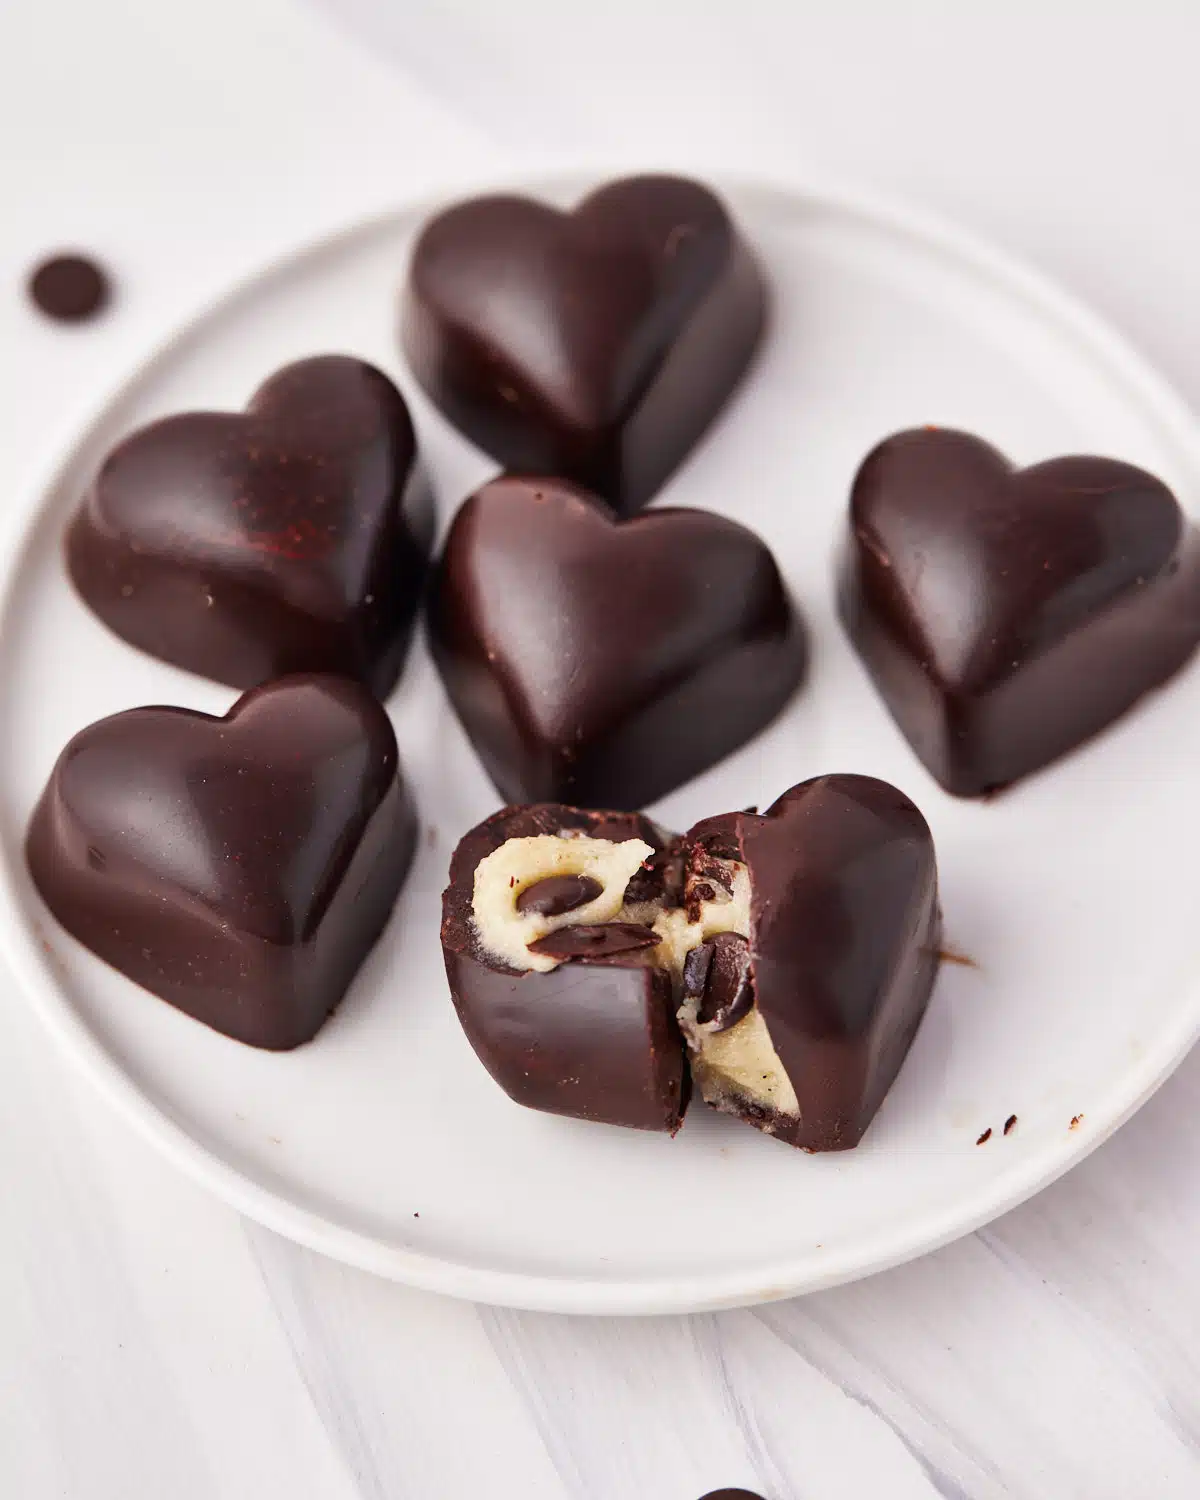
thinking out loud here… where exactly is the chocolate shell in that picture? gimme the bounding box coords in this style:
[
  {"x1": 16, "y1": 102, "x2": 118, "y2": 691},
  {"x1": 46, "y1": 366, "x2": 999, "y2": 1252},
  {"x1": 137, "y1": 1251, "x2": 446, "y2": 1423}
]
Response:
[
  {"x1": 401, "y1": 173, "x2": 766, "y2": 514},
  {"x1": 67, "y1": 355, "x2": 434, "y2": 697},
  {"x1": 441, "y1": 803, "x2": 688, "y2": 1133},
  {"x1": 839, "y1": 427, "x2": 1200, "y2": 796},
  {"x1": 680, "y1": 775, "x2": 940, "y2": 1151},
  {"x1": 27, "y1": 674, "x2": 416, "y2": 1050},
  {"x1": 429, "y1": 475, "x2": 806, "y2": 810}
]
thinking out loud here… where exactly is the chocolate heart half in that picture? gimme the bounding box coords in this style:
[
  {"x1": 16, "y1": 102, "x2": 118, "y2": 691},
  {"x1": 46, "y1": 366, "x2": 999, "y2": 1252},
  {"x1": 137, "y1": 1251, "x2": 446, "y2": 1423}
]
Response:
[
  {"x1": 839, "y1": 427, "x2": 1200, "y2": 796},
  {"x1": 429, "y1": 476, "x2": 807, "y2": 810},
  {"x1": 27, "y1": 675, "x2": 416, "y2": 1050},
  {"x1": 68, "y1": 355, "x2": 434, "y2": 697},
  {"x1": 676, "y1": 775, "x2": 940, "y2": 1151},
  {"x1": 401, "y1": 174, "x2": 766, "y2": 514},
  {"x1": 442, "y1": 776, "x2": 939, "y2": 1150},
  {"x1": 441, "y1": 803, "x2": 688, "y2": 1132}
]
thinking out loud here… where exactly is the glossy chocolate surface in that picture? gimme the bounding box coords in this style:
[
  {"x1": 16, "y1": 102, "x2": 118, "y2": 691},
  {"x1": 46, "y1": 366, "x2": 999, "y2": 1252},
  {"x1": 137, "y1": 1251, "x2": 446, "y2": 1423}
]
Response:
[
  {"x1": 687, "y1": 774, "x2": 940, "y2": 1151},
  {"x1": 27, "y1": 675, "x2": 416, "y2": 1050},
  {"x1": 441, "y1": 803, "x2": 688, "y2": 1133},
  {"x1": 430, "y1": 476, "x2": 806, "y2": 810},
  {"x1": 402, "y1": 174, "x2": 766, "y2": 514},
  {"x1": 839, "y1": 427, "x2": 1200, "y2": 796},
  {"x1": 68, "y1": 355, "x2": 434, "y2": 697}
]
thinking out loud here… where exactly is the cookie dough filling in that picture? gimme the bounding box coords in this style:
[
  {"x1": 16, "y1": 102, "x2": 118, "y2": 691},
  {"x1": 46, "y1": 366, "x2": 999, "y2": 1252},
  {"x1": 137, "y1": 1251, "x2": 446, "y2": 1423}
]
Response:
[
  {"x1": 668, "y1": 858, "x2": 800, "y2": 1122},
  {"x1": 471, "y1": 833, "x2": 653, "y2": 973}
]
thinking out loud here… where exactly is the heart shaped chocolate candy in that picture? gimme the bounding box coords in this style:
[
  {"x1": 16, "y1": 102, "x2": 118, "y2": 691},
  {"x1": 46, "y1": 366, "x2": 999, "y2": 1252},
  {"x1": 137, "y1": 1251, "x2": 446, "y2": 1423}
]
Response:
[
  {"x1": 441, "y1": 803, "x2": 688, "y2": 1132},
  {"x1": 839, "y1": 427, "x2": 1200, "y2": 796},
  {"x1": 677, "y1": 775, "x2": 940, "y2": 1151},
  {"x1": 402, "y1": 174, "x2": 766, "y2": 514},
  {"x1": 27, "y1": 675, "x2": 416, "y2": 1050},
  {"x1": 68, "y1": 356, "x2": 434, "y2": 696},
  {"x1": 429, "y1": 476, "x2": 806, "y2": 810},
  {"x1": 444, "y1": 776, "x2": 938, "y2": 1149}
]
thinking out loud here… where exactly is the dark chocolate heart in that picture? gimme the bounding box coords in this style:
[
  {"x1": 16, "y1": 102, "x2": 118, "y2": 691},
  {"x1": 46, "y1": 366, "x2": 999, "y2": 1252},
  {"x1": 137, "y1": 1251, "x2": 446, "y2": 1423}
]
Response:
[
  {"x1": 27, "y1": 674, "x2": 417, "y2": 1049},
  {"x1": 68, "y1": 355, "x2": 434, "y2": 696},
  {"x1": 839, "y1": 427, "x2": 1200, "y2": 795},
  {"x1": 684, "y1": 775, "x2": 940, "y2": 1151},
  {"x1": 401, "y1": 174, "x2": 766, "y2": 514},
  {"x1": 429, "y1": 475, "x2": 807, "y2": 810}
]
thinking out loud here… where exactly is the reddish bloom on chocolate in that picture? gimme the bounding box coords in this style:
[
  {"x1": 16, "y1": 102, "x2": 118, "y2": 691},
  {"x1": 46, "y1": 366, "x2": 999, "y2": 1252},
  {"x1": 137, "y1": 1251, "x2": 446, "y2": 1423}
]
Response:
[{"x1": 68, "y1": 356, "x2": 433, "y2": 696}]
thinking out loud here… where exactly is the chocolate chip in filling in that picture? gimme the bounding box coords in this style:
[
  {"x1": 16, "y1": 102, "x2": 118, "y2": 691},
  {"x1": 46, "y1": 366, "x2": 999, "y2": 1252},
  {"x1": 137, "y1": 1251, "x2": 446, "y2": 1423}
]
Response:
[
  {"x1": 516, "y1": 874, "x2": 604, "y2": 917},
  {"x1": 685, "y1": 932, "x2": 754, "y2": 1031},
  {"x1": 527, "y1": 923, "x2": 660, "y2": 961},
  {"x1": 471, "y1": 832, "x2": 653, "y2": 973}
]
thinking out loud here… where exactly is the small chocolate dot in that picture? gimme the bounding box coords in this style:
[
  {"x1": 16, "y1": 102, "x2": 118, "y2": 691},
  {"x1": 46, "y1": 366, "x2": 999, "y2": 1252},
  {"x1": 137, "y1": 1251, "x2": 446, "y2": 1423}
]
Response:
[
  {"x1": 697, "y1": 1490, "x2": 767, "y2": 1500},
  {"x1": 1003, "y1": 1114, "x2": 1017, "y2": 1135},
  {"x1": 976, "y1": 1127, "x2": 992, "y2": 1145},
  {"x1": 28, "y1": 253, "x2": 112, "y2": 323}
]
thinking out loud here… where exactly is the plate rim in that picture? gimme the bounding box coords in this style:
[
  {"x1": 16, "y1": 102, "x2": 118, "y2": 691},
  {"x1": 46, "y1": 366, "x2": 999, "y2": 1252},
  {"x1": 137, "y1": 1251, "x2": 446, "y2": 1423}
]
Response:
[{"x1": 3, "y1": 165, "x2": 1200, "y2": 1314}]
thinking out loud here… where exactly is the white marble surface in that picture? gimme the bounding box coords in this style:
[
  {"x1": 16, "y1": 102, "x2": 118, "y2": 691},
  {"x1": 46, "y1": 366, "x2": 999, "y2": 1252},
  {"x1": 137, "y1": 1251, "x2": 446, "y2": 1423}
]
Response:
[{"x1": 3, "y1": 1, "x2": 1200, "y2": 1494}]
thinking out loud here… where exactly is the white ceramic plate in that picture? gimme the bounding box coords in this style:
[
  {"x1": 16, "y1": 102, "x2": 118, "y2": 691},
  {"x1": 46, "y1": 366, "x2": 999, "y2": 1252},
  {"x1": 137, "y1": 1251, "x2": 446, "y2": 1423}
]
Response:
[{"x1": 3, "y1": 174, "x2": 1199, "y2": 1315}]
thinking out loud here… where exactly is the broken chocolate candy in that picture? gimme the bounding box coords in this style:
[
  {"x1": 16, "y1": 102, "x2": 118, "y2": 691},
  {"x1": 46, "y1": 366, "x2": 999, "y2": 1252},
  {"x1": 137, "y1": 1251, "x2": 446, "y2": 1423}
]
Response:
[
  {"x1": 440, "y1": 802, "x2": 689, "y2": 1132},
  {"x1": 429, "y1": 475, "x2": 806, "y2": 810},
  {"x1": 67, "y1": 355, "x2": 434, "y2": 697},
  {"x1": 27, "y1": 674, "x2": 416, "y2": 1050},
  {"x1": 401, "y1": 173, "x2": 767, "y2": 514},
  {"x1": 839, "y1": 427, "x2": 1200, "y2": 796},
  {"x1": 443, "y1": 776, "x2": 940, "y2": 1149},
  {"x1": 676, "y1": 774, "x2": 940, "y2": 1151}
]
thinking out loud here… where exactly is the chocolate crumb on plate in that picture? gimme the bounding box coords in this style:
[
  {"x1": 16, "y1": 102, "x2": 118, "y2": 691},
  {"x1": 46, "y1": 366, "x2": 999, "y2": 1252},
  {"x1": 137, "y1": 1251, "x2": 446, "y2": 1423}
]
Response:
[
  {"x1": 28, "y1": 253, "x2": 112, "y2": 322},
  {"x1": 1004, "y1": 1114, "x2": 1018, "y2": 1135},
  {"x1": 976, "y1": 1127, "x2": 993, "y2": 1145}
]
